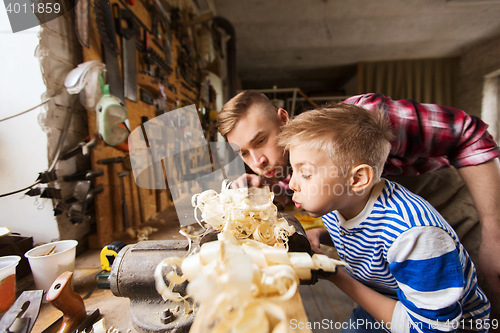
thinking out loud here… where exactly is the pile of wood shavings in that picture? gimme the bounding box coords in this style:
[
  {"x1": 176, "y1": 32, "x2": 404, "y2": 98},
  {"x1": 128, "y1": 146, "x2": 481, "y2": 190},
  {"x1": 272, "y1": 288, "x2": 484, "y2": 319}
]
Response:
[{"x1": 155, "y1": 180, "x2": 345, "y2": 333}]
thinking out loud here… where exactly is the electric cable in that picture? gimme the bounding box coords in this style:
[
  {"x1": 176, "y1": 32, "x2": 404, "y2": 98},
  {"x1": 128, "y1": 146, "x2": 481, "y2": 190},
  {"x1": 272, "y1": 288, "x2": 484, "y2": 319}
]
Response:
[
  {"x1": 0, "y1": 179, "x2": 42, "y2": 198},
  {"x1": 0, "y1": 94, "x2": 77, "y2": 198},
  {"x1": 0, "y1": 90, "x2": 61, "y2": 123}
]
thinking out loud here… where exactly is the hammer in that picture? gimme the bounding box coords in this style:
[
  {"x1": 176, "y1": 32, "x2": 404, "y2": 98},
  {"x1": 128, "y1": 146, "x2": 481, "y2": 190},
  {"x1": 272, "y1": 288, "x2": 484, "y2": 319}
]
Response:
[{"x1": 118, "y1": 171, "x2": 134, "y2": 237}]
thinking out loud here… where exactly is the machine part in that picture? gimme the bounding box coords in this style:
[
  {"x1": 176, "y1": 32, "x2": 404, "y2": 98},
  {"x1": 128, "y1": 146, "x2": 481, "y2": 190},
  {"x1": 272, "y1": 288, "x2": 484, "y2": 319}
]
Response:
[
  {"x1": 109, "y1": 240, "x2": 195, "y2": 333},
  {"x1": 95, "y1": 270, "x2": 111, "y2": 289},
  {"x1": 100, "y1": 240, "x2": 127, "y2": 271},
  {"x1": 0, "y1": 290, "x2": 43, "y2": 333},
  {"x1": 45, "y1": 271, "x2": 100, "y2": 333}
]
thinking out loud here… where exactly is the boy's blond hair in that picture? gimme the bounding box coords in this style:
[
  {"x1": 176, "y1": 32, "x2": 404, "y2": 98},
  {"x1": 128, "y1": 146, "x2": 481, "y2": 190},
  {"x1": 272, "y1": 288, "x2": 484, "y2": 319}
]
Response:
[
  {"x1": 217, "y1": 90, "x2": 278, "y2": 137},
  {"x1": 277, "y1": 104, "x2": 394, "y2": 180}
]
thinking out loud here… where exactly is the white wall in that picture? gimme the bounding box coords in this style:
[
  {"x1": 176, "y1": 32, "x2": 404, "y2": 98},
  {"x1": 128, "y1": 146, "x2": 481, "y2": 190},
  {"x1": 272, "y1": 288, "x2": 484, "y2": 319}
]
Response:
[{"x1": 0, "y1": 8, "x2": 60, "y2": 244}]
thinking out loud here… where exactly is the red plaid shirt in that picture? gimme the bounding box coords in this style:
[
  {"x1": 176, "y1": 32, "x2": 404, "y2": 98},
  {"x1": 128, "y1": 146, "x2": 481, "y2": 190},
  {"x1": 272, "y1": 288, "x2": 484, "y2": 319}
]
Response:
[{"x1": 344, "y1": 93, "x2": 500, "y2": 176}]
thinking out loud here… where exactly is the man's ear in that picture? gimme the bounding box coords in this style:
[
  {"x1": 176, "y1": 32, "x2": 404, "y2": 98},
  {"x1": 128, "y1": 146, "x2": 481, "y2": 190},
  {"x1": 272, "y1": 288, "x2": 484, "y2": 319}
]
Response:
[
  {"x1": 277, "y1": 108, "x2": 290, "y2": 126},
  {"x1": 350, "y1": 164, "x2": 374, "y2": 193}
]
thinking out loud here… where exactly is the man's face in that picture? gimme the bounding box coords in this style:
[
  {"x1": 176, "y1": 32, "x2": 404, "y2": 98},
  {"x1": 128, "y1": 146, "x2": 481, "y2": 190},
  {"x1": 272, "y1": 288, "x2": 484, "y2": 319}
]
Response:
[
  {"x1": 289, "y1": 146, "x2": 352, "y2": 218},
  {"x1": 226, "y1": 104, "x2": 290, "y2": 181}
]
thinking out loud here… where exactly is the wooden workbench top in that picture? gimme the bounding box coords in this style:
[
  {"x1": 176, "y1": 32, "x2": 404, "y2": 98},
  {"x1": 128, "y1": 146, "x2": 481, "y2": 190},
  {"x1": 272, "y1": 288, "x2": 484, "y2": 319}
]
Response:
[{"x1": 9, "y1": 207, "x2": 354, "y2": 333}]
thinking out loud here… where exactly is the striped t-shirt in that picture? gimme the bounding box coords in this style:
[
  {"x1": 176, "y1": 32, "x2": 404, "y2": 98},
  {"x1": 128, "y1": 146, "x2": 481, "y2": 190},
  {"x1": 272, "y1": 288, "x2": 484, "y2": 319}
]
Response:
[{"x1": 322, "y1": 179, "x2": 490, "y2": 333}]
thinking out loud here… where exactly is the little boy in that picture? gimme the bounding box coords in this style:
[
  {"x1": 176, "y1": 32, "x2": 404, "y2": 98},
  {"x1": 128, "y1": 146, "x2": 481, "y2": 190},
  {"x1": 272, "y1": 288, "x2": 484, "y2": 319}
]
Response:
[{"x1": 277, "y1": 104, "x2": 491, "y2": 333}]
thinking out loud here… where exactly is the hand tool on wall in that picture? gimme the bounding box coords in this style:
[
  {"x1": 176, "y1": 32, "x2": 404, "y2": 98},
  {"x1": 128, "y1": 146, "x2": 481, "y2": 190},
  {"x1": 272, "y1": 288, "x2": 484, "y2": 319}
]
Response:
[
  {"x1": 45, "y1": 272, "x2": 100, "y2": 333},
  {"x1": 60, "y1": 137, "x2": 97, "y2": 160},
  {"x1": 98, "y1": 157, "x2": 143, "y2": 225},
  {"x1": 62, "y1": 169, "x2": 104, "y2": 182},
  {"x1": 118, "y1": 171, "x2": 132, "y2": 235},
  {"x1": 0, "y1": 290, "x2": 43, "y2": 333},
  {"x1": 94, "y1": 0, "x2": 125, "y2": 104},
  {"x1": 67, "y1": 185, "x2": 104, "y2": 224},
  {"x1": 75, "y1": 0, "x2": 90, "y2": 48},
  {"x1": 113, "y1": 4, "x2": 138, "y2": 102}
]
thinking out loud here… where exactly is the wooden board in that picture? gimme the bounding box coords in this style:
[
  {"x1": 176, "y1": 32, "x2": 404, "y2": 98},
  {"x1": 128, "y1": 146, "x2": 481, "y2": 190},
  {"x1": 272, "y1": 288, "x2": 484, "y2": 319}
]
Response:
[
  {"x1": 189, "y1": 292, "x2": 312, "y2": 333},
  {"x1": 81, "y1": 0, "x2": 200, "y2": 247}
]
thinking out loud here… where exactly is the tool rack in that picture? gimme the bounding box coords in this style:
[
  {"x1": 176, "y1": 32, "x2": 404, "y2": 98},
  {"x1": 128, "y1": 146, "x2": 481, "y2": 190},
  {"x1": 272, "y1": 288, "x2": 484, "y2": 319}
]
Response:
[{"x1": 82, "y1": 0, "x2": 206, "y2": 248}]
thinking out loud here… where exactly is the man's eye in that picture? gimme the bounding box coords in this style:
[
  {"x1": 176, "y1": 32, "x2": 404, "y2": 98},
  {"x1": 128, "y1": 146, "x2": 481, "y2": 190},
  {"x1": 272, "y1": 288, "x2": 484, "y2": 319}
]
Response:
[
  {"x1": 302, "y1": 174, "x2": 311, "y2": 179},
  {"x1": 240, "y1": 151, "x2": 248, "y2": 157},
  {"x1": 257, "y1": 137, "x2": 265, "y2": 145}
]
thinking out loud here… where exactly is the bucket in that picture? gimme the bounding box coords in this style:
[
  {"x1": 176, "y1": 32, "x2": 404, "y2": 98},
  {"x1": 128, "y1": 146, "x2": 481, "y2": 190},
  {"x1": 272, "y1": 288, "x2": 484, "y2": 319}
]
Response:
[
  {"x1": 0, "y1": 255, "x2": 21, "y2": 312},
  {"x1": 25, "y1": 240, "x2": 78, "y2": 292}
]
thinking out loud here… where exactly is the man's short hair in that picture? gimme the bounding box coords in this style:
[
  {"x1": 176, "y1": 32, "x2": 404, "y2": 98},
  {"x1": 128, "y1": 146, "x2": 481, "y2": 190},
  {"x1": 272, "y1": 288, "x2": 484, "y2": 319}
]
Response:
[
  {"x1": 277, "y1": 104, "x2": 394, "y2": 180},
  {"x1": 217, "y1": 90, "x2": 278, "y2": 137}
]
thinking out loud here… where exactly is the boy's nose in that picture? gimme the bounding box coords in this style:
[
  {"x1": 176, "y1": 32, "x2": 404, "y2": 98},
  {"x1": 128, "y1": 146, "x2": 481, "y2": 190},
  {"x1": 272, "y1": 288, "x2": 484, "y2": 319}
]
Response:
[{"x1": 289, "y1": 175, "x2": 299, "y2": 192}]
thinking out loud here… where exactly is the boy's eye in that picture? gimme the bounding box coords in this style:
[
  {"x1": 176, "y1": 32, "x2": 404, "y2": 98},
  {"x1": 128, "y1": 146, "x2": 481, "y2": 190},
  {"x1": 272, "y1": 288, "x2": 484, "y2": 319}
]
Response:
[
  {"x1": 240, "y1": 151, "x2": 248, "y2": 157},
  {"x1": 302, "y1": 174, "x2": 311, "y2": 179},
  {"x1": 256, "y1": 137, "x2": 265, "y2": 145}
]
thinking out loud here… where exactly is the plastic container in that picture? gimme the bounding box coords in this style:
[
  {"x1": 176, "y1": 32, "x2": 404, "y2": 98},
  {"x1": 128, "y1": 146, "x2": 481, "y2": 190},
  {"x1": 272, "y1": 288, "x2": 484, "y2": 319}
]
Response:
[
  {"x1": 24, "y1": 240, "x2": 78, "y2": 292},
  {"x1": 0, "y1": 255, "x2": 21, "y2": 312}
]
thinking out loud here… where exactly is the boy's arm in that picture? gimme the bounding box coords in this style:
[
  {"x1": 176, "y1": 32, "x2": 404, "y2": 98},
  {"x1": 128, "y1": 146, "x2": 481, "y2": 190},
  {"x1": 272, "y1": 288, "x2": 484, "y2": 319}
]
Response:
[
  {"x1": 386, "y1": 227, "x2": 474, "y2": 332},
  {"x1": 327, "y1": 269, "x2": 397, "y2": 325}
]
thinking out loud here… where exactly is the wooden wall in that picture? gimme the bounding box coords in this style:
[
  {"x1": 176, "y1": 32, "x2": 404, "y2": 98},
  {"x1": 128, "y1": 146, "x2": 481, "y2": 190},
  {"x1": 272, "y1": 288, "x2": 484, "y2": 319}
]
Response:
[{"x1": 82, "y1": 0, "x2": 203, "y2": 247}]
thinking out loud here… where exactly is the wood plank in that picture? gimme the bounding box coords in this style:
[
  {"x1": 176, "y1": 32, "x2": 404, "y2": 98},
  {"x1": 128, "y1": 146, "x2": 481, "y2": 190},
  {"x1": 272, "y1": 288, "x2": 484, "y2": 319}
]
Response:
[{"x1": 190, "y1": 291, "x2": 312, "y2": 333}]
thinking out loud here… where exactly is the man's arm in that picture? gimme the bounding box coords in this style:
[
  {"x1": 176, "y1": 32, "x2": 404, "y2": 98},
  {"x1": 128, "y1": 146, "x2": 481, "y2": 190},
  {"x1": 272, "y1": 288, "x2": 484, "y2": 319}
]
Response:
[
  {"x1": 306, "y1": 227, "x2": 333, "y2": 254},
  {"x1": 458, "y1": 159, "x2": 500, "y2": 303}
]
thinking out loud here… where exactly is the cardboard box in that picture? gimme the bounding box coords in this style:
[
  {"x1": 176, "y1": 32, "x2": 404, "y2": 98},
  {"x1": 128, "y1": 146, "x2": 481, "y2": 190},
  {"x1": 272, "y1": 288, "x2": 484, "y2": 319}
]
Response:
[{"x1": 0, "y1": 235, "x2": 33, "y2": 279}]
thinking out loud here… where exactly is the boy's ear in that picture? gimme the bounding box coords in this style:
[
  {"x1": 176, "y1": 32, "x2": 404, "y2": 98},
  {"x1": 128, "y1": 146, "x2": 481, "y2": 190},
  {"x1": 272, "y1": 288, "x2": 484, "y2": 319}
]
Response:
[
  {"x1": 277, "y1": 108, "x2": 290, "y2": 126},
  {"x1": 350, "y1": 164, "x2": 374, "y2": 193}
]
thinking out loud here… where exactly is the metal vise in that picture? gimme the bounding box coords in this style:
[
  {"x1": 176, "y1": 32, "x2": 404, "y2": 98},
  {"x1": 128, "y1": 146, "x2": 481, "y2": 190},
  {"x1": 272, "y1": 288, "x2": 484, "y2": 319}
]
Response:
[
  {"x1": 109, "y1": 214, "x2": 314, "y2": 333},
  {"x1": 109, "y1": 240, "x2": 195, "y2": 333}
]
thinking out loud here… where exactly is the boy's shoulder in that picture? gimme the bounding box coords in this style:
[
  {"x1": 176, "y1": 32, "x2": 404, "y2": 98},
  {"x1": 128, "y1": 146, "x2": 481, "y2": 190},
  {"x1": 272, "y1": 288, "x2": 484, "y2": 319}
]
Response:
[{"x1": 377, "y1": 179, "x2": 453, "y2": 230}]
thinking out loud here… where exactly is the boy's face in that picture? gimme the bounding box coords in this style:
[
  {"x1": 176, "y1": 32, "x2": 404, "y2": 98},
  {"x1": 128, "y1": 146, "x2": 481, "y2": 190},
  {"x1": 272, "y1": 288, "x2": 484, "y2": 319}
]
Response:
[
  {"x1": 227, "y1": 104, "x2": 290, "y2": 181},
  {"x1": 289, "y1": 146, "x2": 353, "y2": 218}
]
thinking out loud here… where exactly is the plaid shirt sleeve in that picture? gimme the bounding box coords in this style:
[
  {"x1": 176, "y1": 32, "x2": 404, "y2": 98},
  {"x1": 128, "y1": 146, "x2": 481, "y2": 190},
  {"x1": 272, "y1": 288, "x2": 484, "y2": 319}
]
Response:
[{"x1": 344, "y1": 93, "x2": 500, "y2": 176}]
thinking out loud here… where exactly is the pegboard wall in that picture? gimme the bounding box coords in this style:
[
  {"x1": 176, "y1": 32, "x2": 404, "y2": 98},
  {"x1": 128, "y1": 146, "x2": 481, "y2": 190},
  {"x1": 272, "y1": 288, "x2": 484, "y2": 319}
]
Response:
[{"x1": 80, "y1": 0, "x2": 216, "y2": 247}]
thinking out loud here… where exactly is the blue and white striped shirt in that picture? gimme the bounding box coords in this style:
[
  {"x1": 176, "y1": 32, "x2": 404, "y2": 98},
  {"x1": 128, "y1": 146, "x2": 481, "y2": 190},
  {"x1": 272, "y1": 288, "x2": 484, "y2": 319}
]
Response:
[{"x1": 323, "y1": 179, "x2": 490, "y2": 333}]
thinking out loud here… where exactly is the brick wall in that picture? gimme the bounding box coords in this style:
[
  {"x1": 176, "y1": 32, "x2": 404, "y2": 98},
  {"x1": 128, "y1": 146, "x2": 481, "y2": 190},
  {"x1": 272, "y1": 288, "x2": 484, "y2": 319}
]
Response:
[{"x1": 458, "y1": 35, "x2": 500, "y2": 118}]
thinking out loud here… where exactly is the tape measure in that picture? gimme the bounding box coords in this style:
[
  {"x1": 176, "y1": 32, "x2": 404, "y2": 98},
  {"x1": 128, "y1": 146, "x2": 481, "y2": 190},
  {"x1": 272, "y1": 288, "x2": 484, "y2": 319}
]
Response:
[{"x1": 100, "y1": 241, "x2": 126, "y2": 271}]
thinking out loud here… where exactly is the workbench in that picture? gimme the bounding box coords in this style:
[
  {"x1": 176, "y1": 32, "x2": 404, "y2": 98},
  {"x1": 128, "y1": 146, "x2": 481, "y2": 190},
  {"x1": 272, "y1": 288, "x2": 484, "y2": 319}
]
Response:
[{"x1": 9, "y1": 207, "x2": 357, "y2": 333}]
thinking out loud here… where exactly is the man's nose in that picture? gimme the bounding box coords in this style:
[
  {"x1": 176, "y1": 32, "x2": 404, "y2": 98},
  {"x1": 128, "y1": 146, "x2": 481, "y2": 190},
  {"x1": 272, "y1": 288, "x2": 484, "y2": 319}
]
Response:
[{"x1": 250, "y1": 151, "x2": 266, "y2": 168}]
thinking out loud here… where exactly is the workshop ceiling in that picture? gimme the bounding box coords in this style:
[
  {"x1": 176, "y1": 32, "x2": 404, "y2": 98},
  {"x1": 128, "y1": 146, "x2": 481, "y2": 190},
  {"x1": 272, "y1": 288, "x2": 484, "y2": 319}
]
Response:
[{"x1": 212, "y1": 0, "x2": 500, "y2": 92}]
